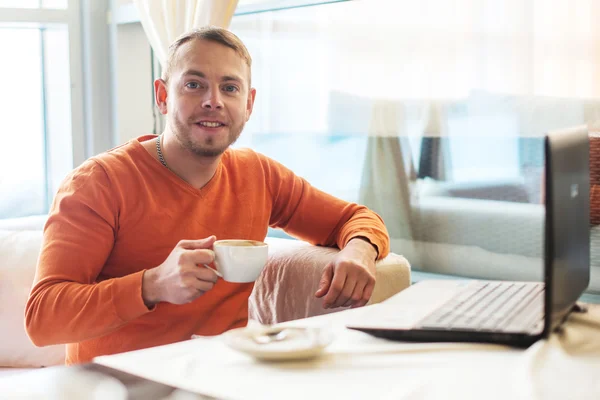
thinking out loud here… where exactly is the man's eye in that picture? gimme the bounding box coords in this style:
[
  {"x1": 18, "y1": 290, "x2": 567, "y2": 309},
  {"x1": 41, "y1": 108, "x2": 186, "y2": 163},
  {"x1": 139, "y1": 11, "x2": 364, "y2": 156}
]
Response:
[
  {"x1": 223, "y1": 85, "x2": 238, "y2": 93},
  {"x1": 186, "y1": 82, "x2": 200, "y2": 89}
]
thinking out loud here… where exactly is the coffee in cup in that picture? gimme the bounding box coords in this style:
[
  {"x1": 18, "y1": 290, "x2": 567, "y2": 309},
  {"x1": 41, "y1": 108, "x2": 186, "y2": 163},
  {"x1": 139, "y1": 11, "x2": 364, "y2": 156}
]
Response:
[{"x1": 213, "y1": 239, "x2": 269, "y2": 283}]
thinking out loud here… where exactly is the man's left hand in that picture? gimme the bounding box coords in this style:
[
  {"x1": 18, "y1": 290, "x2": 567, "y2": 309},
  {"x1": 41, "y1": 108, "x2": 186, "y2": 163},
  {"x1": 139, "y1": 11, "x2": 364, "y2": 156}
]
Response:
[{"x1": 315, "y1": 238, "x2": 377, "y2": 309}]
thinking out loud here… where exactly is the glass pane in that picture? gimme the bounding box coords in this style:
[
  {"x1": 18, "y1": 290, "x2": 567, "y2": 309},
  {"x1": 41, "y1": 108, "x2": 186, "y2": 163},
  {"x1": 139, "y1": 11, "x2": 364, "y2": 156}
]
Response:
[
  {"x1": 43, "y1": 26, "x2": 72, "y2": 199},
  {"x1": 230, "y1": 0, "x2": 600, "y2": 285},
  {"x1": 0, "y1": 0, "x2": 67, "y2": 8},
  {"x1": 0, "y1": 27, "x2": 46, "y2": 218},
  {"x1": 0, "y1": 24, "x2": 69, "y2": 219}
]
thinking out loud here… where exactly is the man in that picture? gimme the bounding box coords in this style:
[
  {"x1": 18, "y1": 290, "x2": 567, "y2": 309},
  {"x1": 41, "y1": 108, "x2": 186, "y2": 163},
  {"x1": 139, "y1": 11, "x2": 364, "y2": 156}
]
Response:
[{"x1": 25, "y1": 27, "x2": 390, "y2": 365}]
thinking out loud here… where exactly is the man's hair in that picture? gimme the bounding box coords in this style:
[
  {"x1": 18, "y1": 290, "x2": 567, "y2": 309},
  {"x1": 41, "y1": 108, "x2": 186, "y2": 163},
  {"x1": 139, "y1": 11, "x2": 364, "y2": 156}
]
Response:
[{"x1": 162, "y1": 26, "x2": 252, "y2": 84}]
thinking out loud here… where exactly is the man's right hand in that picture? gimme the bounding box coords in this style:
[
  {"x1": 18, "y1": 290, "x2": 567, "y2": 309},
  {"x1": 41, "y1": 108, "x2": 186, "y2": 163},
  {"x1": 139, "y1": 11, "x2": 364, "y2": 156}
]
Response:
[{"x1": 142, "y1": 236, "x2": 219, "y2": 307}]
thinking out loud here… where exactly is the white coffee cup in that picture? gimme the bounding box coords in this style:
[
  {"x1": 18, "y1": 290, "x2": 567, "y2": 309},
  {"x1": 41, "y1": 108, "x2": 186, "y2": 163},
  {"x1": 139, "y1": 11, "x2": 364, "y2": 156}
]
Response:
[{"x1": 213, "y1": 240, "x2": 269, "y2": 283}]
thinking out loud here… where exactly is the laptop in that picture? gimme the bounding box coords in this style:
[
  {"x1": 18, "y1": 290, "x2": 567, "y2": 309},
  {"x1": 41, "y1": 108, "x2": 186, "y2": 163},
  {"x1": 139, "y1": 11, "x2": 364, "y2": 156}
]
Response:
[{"x1": 348, "y1": 126, "x2": 591, "y2": 347}]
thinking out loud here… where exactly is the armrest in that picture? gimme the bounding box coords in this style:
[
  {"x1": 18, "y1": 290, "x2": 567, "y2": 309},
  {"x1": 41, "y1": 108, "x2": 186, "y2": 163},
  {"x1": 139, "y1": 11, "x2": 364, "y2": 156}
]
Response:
[{"x1": 249, "y1": 238, "x2": 411, "y2": 325}]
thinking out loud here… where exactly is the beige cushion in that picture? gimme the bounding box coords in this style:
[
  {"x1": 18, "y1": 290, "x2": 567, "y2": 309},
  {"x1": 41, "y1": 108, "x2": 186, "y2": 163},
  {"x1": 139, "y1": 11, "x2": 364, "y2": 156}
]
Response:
[
  {"x1": 250, "y1": 238, "x2": 411, "y2": 325},
  {"x1": 0, "y1": 230, "x2": 66, "y2": 367}
]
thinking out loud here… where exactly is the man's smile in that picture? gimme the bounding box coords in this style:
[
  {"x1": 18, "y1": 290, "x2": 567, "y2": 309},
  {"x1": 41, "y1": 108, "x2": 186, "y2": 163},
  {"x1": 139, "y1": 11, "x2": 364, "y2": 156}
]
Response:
[{"x1": 195, "y1": 120, "x2": 226, "y2": 129}]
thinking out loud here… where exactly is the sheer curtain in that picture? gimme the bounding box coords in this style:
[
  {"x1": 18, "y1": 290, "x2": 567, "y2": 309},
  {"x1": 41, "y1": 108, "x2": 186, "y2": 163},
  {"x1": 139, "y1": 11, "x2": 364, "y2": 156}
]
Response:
[
  {"x1": 320, "y1": 0, "x2": 600, "y2": 100},
  {"x1": 230, "y1": 0, "x2": 600, "y2": 251},
  {"x1": 133, "y1": 0, "x2": 240, "y2": 66},
  {"x1": 325, "y1": 0, "x2": 600, "y2": 244},
  {"x1": 359, "y1": 100, "x2": 414, "y2": 241}
]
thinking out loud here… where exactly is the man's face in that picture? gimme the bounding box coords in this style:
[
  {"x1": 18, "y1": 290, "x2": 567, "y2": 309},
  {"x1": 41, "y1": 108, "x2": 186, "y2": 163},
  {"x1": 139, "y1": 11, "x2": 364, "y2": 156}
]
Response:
[{"x1": 157, "y1": 39, "x2": 255, "y2": 157}]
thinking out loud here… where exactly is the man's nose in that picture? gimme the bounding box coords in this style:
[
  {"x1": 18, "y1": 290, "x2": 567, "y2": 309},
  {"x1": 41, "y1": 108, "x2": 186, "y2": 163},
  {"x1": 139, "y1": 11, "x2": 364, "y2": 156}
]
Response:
[{"x1": 202, "y1": 88, "x2": 224, "y2": 110}]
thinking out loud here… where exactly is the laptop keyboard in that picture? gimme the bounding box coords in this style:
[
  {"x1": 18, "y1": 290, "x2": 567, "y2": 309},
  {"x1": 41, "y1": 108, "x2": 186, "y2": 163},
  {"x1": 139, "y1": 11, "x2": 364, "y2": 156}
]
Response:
[{"x1": 418, "y1": 281, "x2": 545, "y2": 333}]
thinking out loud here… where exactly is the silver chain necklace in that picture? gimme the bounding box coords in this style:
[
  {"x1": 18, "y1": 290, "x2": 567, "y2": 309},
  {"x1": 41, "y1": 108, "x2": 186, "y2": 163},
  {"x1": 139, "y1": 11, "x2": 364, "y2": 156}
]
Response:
[{"x1": 155, "y1": 135, "x2": 169, "y2": 170}]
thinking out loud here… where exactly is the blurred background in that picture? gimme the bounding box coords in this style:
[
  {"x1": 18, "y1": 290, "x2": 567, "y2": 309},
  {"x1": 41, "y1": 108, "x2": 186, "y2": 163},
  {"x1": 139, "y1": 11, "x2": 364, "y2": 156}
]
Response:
[{"x1": 2, "y1": 0, "x2": 599, "y2": 299}]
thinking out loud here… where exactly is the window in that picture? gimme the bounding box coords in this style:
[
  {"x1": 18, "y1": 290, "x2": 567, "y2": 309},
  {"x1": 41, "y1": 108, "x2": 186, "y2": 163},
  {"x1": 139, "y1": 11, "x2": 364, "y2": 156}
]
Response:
[
  {"x1": 0, "y1": 4, "x2": 82, "y2": 219},
  {"x1": 1, "y1": 27, "x2": 49, "y2": 217},
  {"x1": 229, "y1": 0, "x2": 600, "y2": 288}
]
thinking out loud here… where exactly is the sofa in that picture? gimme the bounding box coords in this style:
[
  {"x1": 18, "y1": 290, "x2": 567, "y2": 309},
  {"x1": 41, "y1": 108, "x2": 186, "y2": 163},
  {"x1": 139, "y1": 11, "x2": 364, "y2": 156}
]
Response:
[
  {"x1": 0, "y1": 215, "x2": 411, "y2": 372},
  {"x1": 398, "y1": 187, "x2": 600, "y2": 295}
]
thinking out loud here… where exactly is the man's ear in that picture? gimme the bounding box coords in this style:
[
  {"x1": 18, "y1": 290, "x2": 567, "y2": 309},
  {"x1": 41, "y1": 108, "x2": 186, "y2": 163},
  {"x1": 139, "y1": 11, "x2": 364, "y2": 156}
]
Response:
[
  {"x1": 246, "y1": 88, "x2": 257, "y2": 122},
  {"x1": 154, "y1": 79, "x2": 168, "y2": 115}
]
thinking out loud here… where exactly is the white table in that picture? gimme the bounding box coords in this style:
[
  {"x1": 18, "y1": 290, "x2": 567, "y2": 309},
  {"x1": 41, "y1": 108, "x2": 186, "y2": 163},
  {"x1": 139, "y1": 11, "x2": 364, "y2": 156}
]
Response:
[{"x1": 91, "y1": 297, "x2": 600, "y2": 400}]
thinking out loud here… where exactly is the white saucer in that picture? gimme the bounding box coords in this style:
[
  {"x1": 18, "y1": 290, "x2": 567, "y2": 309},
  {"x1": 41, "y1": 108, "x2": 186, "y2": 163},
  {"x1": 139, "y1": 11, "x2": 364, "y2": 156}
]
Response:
[{"x1": 222, "y1": 326, "x2": 333, "y2": 361}]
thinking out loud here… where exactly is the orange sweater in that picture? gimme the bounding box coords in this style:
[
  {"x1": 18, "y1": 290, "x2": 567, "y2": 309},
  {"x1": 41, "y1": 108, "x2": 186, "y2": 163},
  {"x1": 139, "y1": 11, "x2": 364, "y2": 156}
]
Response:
[{"x1": 25, "y1": 135, "x2": 390, "y2": 364}]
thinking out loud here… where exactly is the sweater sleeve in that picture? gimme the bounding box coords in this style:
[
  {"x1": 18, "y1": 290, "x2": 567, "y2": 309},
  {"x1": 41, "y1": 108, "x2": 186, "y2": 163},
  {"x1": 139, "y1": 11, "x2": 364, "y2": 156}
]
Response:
[
  {"x1": 25, "y1": 160, "x2": 153, "y2": 347},
  {"x1": 263, "y1": 155, "x2": 390, "y2": 259}
]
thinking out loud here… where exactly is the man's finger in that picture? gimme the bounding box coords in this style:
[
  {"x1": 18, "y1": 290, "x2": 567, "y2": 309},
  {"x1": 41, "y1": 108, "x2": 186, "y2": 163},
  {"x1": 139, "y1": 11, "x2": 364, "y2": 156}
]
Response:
[
  {"x1": 184, "y1": 249, "x2": 215, "y2": 266},
  {"x1": 323, "y1": 265, "x2": 353, "y2": 308},
  {"x1": 330, "y1": 276, "x2": 357, "y2": 308},
  {"x1": 343, "y1": 279, "x2": 367, "y2": 307},
  {"x1": 322, "y1": 268, "x2": 347, "y2": 308},
  {"x1": 352, "y1": 279, "x2": 375, "y2": 308},
  {"x1": 178, "y1": 236, "x2": 216, "y2": 250},
  {"x1": 184, "y1": 276, "x2": 215, "y2": 293},
  {"x1": 189, "y1": 264, "x2": 219, "y2": 283},
  {"x1": 315, "y1": 263, "x2": 334, "y2": 298}
]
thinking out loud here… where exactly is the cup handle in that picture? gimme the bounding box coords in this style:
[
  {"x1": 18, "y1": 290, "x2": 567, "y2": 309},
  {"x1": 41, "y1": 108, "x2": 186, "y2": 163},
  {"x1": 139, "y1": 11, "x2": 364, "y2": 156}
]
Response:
[{"x1": 203, "y1": 263, "x2": 223, "y2": 278}]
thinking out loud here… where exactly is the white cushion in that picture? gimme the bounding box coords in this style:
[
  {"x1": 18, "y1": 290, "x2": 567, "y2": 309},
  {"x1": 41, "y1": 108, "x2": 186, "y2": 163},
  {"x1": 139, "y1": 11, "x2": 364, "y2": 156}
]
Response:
[{"x1": 0, "y1": 230, "x2": 65, "y2": 367}]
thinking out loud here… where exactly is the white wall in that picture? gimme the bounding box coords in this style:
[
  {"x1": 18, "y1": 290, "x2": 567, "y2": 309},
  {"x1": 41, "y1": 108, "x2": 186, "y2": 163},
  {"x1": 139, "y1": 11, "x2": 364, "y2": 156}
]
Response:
[{"x1": 116, "y1": 22, "x2": 154, "y2": 145}]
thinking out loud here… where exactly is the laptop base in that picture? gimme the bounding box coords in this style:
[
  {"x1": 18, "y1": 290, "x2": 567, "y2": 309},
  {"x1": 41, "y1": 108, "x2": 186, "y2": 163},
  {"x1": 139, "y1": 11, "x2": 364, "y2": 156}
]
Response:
[{"x1": 348, "y1": 327, "x2": 542, "y2": 348}]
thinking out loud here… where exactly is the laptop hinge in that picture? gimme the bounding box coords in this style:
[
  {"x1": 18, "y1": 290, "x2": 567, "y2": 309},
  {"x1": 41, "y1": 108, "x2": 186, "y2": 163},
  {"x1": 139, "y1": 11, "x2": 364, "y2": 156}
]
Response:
[{"x1": 549, "y1": 302, "x2": 587, "y2": 334}]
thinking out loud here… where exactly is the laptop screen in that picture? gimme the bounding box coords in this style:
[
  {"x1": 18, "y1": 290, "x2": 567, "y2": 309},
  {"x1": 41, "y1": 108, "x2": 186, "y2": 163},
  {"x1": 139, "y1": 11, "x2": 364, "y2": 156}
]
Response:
[{"x1": 545, "y1": 126, "x2": 590, "y2": 324}]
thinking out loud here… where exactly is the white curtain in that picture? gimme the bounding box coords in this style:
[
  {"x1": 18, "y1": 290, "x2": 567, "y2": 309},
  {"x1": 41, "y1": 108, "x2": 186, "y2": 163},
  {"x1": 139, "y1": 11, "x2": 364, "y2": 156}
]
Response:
[
  {"x1": 359, "y1": 101, "x2": 415, "y2": 241},
  {"x1": 228, "y1": 0, "x2": 600, "y2": 251},
  {"x1": 133, "y1": 0, "x2": 240, "y2": 67},
  {"x1": 321, "y1": 0, "x2": 600, "y2": 101}
]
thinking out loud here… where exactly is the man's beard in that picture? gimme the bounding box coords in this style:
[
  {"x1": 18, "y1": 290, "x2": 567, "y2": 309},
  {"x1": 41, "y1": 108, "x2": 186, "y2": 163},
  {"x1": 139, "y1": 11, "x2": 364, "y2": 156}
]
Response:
[{"x1": 170, "y1": 116, "x2": 243, "y2": 157}]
